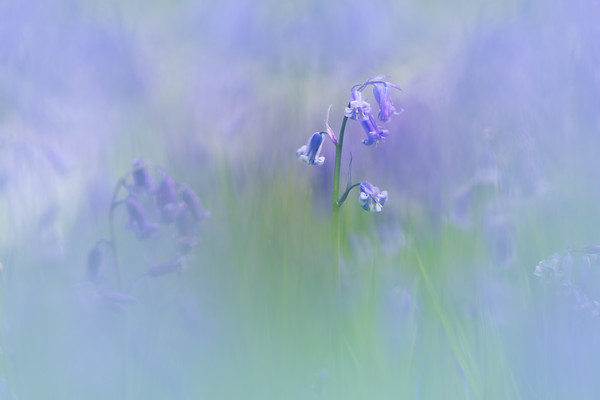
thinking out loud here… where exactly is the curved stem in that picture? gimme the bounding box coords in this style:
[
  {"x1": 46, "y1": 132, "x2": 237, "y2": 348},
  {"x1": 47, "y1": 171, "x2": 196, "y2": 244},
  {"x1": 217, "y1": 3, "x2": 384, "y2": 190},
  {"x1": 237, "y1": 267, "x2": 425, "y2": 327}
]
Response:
[
  {"x1": 337, "y1": 183, "x2": 361, "y2": 206},
  {"x1": 109, "y1": 178, "x2": 126, "y2": 290}
]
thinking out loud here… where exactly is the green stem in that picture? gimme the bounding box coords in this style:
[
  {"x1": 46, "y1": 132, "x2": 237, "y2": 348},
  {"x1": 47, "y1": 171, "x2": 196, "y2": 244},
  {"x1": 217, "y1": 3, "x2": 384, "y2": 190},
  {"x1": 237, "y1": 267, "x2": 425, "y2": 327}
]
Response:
[
  {"x1": 331, "y1": 114, "x2": 349, "y2": 285},
  {"x1": 109, "y1": 179, "x2": 125, "y2": 290}
]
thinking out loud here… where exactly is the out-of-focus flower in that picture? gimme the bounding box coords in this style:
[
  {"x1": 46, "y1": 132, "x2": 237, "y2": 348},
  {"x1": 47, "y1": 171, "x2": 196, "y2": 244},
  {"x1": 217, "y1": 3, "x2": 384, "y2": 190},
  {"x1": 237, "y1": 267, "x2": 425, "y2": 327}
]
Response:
[
  {"x1": 358, "y1": 181, "x2": 388, "y2": 212},
  {"x1": 156, "y1": 174, "x2": 184, "y2": 223},
  {"x1": 296, "y1": 132, "x2": 325, "y2": 166},
  {"x1": 373, "y1": 84, "x2": 401, "y2": 122},
  {"x1": 360, "y1": 113, "x2": 389, "y2": 146},
  {"x1": 131, "y1": 159, "x2": 153, "y2": 193},
  {"x1": 533, "y1": 252, "x2": 573, "y2": 285},
  {"x1": 179, "y1": 183, "x2": 209, "y2": 221},
  {"x1": 125, "y1": 195, "x2": 159, "y2": 239},
  {"x1": 344, "y1": 90, "x2": 371, "y2": 121}
]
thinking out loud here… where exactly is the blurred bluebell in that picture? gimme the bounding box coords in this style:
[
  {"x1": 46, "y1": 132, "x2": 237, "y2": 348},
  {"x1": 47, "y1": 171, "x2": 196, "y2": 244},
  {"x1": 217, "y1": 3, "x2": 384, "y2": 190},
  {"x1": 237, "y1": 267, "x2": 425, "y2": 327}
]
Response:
[
  {"x1": 360, "y1": 112, "x2": 389, "y2": 146},
  {"x1": 156, "y1": 174, "x2": 184, "y2": 223},
  {"x1": 358, "y1": 181, "x2": 388, "y2": 212},
  {"x1": 179, "y1": 183, "x2": 209, "y2": 222},
  {"x1": 130, "y1": 159, "x2": 154, "y2": 193},
  {"x1": 533, "y1": 252, "x2": 573, "y2": 286},
  {"x1": 296, "y1": 132, "x2": 325, "y2": 166},
  {"x1": 344, "y1": 89, "x2": 371, "y2": 121},
  {"x1": 125, "y1": 195, "x2": 159, "y2": 239}
]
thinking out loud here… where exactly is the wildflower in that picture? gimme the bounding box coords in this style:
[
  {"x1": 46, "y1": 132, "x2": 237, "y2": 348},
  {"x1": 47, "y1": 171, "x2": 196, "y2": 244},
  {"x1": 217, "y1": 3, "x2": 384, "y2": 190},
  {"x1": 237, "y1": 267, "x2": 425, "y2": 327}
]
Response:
[
  {"x1": 156, "y1": 174, "x2": 184, "y2": 223},
  {"x1": 296, "y1": 132, "x2": 325, "y2": 166},
  {"x1": 360, "y1": 113, "x2": 389, "y2": 146},
  {"x1": 179, "y1": 183, "x2": 208, "y2": 221},
  {"x1": 344, "y1": 90, "x2": 371, "y2": 121},
  {"x1": 533, "y1": 252, "x2": 573, "y2": 285},
  {"x1": 125, "y1": 195, "x2": 159, "y2": 239},
  {"x1": 358, "y1": 181, "x2": 388, "y2": 212},
  {"x1": 131, "y1": 159, "x2": 153, "y2": 193},
  {"x1": 373, "y1": 84, "x2": 400, "y2": 122}
]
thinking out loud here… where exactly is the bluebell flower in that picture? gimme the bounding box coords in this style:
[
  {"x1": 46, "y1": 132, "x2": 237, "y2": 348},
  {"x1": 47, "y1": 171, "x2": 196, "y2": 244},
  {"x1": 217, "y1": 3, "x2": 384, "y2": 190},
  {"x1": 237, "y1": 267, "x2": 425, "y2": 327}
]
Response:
[
  {"x1": 131, "y1": 159, "x2": 154, "y2": 193},
  {"x1": 373, "y1": 84, "x2": 401, "y2": 122},
  {"x1": 156, "y1": 174, "x2": 185, "y2": 223},
  {"x1": 125, "y1": 195, "x2": 159, "y2": 239},
  {"x1": 179, "y1": 183, "x2": 208, "y2": 221},
  {"x1": 296, "y1": 132, "x2": 325, "y2": 166},
  {"x1": 344, "y1": 90, "x2": 371, "y2": 121},
  {"x1": 359, "y1": 181, "x2": 388, "y2": 212},
  {"x1": 360, "y1": 113, "x2": 389, "y2": 146}
]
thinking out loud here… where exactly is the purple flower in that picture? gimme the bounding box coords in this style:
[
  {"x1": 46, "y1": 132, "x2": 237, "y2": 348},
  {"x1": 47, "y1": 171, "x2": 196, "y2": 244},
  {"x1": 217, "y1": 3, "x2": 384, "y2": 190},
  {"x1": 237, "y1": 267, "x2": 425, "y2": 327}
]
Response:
[
  {"x1": 360, "y1": 113, "x2": 389, "y2": 146},
  {"x1": 125, "y1": 195, "x2": 159, "y2": 239},
  {"x1": 179, "y1": 183, "x2": 208, "y2": 221},
  {"x1": 156, "y1": 174, "x2": 184, "y2": 223},
  {"x1": 344, "y1": 90, "x2": 371, "y2": 121},
  {"x1": 296, "y1": 132, "x2": 325, "y2": 166},
  {"x1": 131, "y1": 159, "x2": 154, "y2": 193},
  {"x1": 359, "y1": 181, "x2": 388, "y2": 212},
  {"x1": 373, "y1": 85, "x2": 400, "y2": 122}
]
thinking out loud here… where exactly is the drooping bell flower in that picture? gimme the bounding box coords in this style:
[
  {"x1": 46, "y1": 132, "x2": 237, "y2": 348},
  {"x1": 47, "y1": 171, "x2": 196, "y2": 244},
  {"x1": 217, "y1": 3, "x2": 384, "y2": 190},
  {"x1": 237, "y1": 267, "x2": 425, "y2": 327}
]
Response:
[
  {"x1": 296, "y1": 132, "x2": 325, "y2": 166},
  {"x1": 372, "y1": 84, "x2": 400, "y2": 122},
  {"x1": 360, "y1": 113, "x2": 389, "y2": 146},
  {"x1": 156, "y1": 174, "x2": 184, "y2": 223},
  {"x1": 131, "y1": 159, "x2": 154, "y2": 193},
  {"x1": 358, "y1": 181, "x2": 388, "y2": 212},
  {"x1": 125, "y1": 195, "x2": 159, "y2": 239},
  {"x1": 344, "y1": 90, "x2": 371, "y2": 121}
]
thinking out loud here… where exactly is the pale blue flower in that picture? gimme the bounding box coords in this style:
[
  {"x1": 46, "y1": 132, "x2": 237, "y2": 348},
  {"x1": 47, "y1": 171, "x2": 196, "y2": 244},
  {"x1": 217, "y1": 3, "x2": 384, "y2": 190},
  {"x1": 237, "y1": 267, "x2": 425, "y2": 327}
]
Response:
[
  {"x1": 361, "y1": 112, "x2": 389, "y2": 146},
  {"x1": 373, "y1": 84, "x2": 400, "y2": 122},
  {"x1": 344, "y1": 90, "x2": 371, "y2": 121},
  {"x1": 296, "y1": 132, "x2": 325, "y2": 166},
  {"x1": 359, "y1": 181, "x2": 388, "y2": 212}
]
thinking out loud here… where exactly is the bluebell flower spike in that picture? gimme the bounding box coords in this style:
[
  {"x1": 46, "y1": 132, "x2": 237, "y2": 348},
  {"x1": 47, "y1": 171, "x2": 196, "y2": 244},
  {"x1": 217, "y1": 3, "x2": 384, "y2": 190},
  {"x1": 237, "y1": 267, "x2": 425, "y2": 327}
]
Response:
[
  {"x1": 359, "y1": 181, "x2": 388, "y2": 212},
  {"x1": 297, "y1": 132, "x2": 325, "y2": 166}
]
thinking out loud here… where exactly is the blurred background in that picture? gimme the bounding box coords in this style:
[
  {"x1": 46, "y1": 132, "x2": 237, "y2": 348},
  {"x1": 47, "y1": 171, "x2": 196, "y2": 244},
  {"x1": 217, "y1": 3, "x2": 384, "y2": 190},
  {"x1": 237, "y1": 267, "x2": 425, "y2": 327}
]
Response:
[{"x1": 2, "y1": 0, "x2": 600, "y2": 398}]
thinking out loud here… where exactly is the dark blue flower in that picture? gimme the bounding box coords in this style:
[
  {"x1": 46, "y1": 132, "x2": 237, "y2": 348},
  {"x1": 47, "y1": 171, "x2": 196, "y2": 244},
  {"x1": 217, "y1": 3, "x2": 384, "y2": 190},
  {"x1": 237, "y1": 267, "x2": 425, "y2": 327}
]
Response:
[
  {"x1": 344, "y1": 90, "x2": 371, "y2": 121},
  {"x1": 296, "y1": 132, "x2": 325, "y2": 166},
  {"x1": 359, "y1": 181, "x2": 388, "y2": 212},
  {"x1": 360, "y1": 113, "x2": 389, "y2": 146}
]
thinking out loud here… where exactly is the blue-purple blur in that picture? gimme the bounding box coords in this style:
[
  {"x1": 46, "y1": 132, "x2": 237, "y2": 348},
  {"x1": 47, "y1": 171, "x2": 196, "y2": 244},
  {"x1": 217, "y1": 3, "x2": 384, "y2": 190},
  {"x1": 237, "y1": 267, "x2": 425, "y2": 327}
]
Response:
[{"x1": 2, "y1": 0, "x2": 600, "y2": 399}]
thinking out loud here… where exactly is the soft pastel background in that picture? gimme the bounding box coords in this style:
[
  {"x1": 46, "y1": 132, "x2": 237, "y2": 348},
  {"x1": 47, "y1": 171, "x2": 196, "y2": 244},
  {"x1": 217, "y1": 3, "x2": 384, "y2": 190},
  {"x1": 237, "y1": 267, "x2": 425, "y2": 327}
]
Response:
[{"x1": 2, "y1": 0, "x2": 600, "y2": 399}]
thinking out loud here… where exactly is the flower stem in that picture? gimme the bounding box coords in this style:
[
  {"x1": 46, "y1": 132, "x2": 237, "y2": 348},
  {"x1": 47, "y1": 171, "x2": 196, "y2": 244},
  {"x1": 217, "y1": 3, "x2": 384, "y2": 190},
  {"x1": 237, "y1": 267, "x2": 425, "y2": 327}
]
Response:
[
  {"x1": 109, "y1": 178, "x2": 125, "y2": 290},
  {"x1": 331, "y1": 114, "x2": 349, "y2": 285}
]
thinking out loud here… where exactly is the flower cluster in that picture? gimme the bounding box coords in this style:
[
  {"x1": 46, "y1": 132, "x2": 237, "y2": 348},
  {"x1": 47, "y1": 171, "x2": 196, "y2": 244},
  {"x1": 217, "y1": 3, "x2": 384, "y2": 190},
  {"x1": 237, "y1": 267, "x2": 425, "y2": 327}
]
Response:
[
  {"x1": 82, "y1": 159, "x2": 209, "y2": 312},
  {"x1": 534, "y1": 245, "x2": 600, "y2": 317},
  {"x1": 296, "y1": 76, "x2": 402, "y2": 212},
  {"x1": 345, "y1": 76, "x2": 402, "y2": 146}
]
